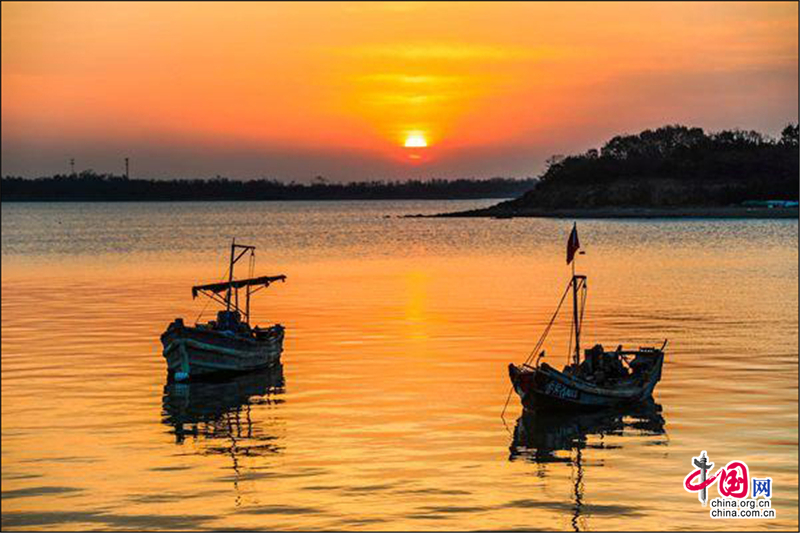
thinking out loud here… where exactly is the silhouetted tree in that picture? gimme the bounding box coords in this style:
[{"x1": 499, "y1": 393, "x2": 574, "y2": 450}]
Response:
[
  {"x1": 781, "y1": 124, "x2": 799, "y2": 147},
  {"x1": 510, "y1": 122, "x2": 798, "y2": 208},
  {"x1": 0, "y1": 174, "x2": 539, "y2": 202}
]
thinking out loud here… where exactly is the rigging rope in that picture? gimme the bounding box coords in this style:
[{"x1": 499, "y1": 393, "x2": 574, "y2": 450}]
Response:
[
  {"x1": 501, "y1": 279, "x2": 574, "y2": 428},
  {"x1": 579, "y1": 281, "x2": 588, "y2": 346},
  {"x1": 246, "y1": 249, "x2": 255, "y2": 321},
  {"x1": 194, "y1": 255, "x2": 233, "y2": 324},
  {"x1": 522, "y1": 280, "x2": 573, "y2": 367},
  {"x1": 567, "y1": 310, "x2": 574, "y2": 368},
  {"x1": 567, "y1": 278, "x2": 588, "y2": 367}
]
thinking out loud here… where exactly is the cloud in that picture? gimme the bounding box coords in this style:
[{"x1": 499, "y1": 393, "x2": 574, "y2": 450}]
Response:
[
  {"x1": 346, "y1": 43, "x2": 543, "y2": 62},
  {"x1": 357, "y1": 73, "x2": 464, "y2": 85}
]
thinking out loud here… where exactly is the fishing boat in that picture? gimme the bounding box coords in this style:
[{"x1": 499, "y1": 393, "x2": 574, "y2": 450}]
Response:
[
  {"x1": 507, "y1": 224, "x2": 666, "y2": 411},
  {"x1": 161, "y1": 240, "x2": 286, "y2": 381}
]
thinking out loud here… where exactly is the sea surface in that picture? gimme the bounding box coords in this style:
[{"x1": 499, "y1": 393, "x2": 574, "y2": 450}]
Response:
[{"x1": 2, "y1": 200, "x2": 797, "y2": 531}]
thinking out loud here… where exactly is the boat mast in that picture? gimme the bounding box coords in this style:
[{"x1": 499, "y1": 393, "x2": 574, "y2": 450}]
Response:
[
  {"x1": 566, "y1": 222, "x2": 584, "y2": 368},
  {"x1": 226, "y1": 238, "x2": 236, "y2": 311},
  {"x1": 222, "y1": 239, "x2": 258, "y2": 322},
  {"x1": 570, "y1": 247, "x2": 588, "y2": 368},
  {"x1": 572, "y1": 260, "x2": 580, "y2": 367},
  {"x1": 245, "y1": 248, "x2": 254, "y2": 325}
]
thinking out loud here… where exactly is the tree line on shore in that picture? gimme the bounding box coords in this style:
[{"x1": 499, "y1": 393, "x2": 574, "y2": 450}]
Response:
[
  {"x1": 506, "y1": 123, "x2": 799, "y2": 209},
  {"x1": 0, "y1": 175, "x2": 538, "y2": 201},
  {"x1": 3, "y1": 123, "x2": 797, "y2": 206}
]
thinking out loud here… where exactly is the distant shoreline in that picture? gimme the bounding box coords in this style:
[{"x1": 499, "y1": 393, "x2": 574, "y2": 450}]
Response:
[
  {"x1": 416, "y1": 205, "x2": 800, "y2": 219},
  {"x1": 0, "y1": 175, "x2": 536, "y2": 202},
  {"x1": 0, "y1": 197, "x2": 512, "y2": 203}
]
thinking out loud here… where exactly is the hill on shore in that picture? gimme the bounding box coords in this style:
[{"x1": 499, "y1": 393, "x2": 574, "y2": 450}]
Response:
[{"x1": 450, "y1": 123, "x2": 799, "y2": 216}]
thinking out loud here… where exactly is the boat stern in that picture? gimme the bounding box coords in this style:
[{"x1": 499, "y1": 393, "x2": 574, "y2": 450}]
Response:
[{"x1": 161, "y1": 318, "x2": 191, "y2": 380}]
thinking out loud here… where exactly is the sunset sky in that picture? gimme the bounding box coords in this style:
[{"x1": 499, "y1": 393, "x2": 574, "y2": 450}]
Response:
[{"x1": 2, "y1": 2, "x2": 797, "y2": 181}]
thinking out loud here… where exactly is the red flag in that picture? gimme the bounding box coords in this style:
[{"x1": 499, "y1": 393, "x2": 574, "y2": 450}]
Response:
[{"x1": 566, "y1": 223, "x2": 580, "y2": 264}]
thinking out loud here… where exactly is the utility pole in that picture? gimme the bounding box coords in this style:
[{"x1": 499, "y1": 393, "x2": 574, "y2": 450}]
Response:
[
  {"x1": 124, "y1": 157, "x2": 129, "y2": 179},
  {"x1": 70, "y1": 158, "x2": 75, "y2": 176}
]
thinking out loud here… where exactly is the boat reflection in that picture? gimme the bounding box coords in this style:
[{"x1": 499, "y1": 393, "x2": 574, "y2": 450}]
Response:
[
  {"x1": 509, "y1": 401, "x2": 666, "y2": 531},
  {"x1": 161, "y1": 365, "x2": 286, "y2": 506},
  {"x1": 161, "y1": 364, "x2": 285, "y2": 451}
]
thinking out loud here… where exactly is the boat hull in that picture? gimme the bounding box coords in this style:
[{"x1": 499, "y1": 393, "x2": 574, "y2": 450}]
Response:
[
  {"x1": 508, "y1": 352, "x2": 664, "y2": 412},
  {"x1": 161, "y1": 321, "x2": 284, "y2": 381}
]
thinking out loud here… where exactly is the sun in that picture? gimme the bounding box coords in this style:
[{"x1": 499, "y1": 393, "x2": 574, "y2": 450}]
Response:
[{"x1": 404, "y1": 132, "x2": 428, "y2": 148}]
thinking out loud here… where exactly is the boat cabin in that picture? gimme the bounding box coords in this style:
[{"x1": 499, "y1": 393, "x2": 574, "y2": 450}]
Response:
[{"x1": 562, "y1": 344, "x2": 657, "y2": 387}]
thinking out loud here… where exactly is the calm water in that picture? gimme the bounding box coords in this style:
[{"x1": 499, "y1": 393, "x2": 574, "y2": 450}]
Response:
[{"x1": 2, "y1": 201, "x2": 797, "y2": 531}]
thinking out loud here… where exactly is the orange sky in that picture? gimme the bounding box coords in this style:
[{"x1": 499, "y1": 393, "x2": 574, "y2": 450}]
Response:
[{"x1": 2, "y1": 2, "x2": 797, "y2": 180}]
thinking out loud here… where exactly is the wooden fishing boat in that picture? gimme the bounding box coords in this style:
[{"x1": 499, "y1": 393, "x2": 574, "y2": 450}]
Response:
[
  {"x1": 161, "y1": 240, "x2": 286, "y2": 381},
  {"x1": 508, "y1": 224, "x2": 666, "y2": 412}
]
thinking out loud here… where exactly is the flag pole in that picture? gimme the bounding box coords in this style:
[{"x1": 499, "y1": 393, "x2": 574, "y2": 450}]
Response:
[
  {"x1": 571, "y1": 223, "x2": 580, "y2": 367},
  {"x1": 572, "y1": 248, "x2": 576, "y2": 277}
]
